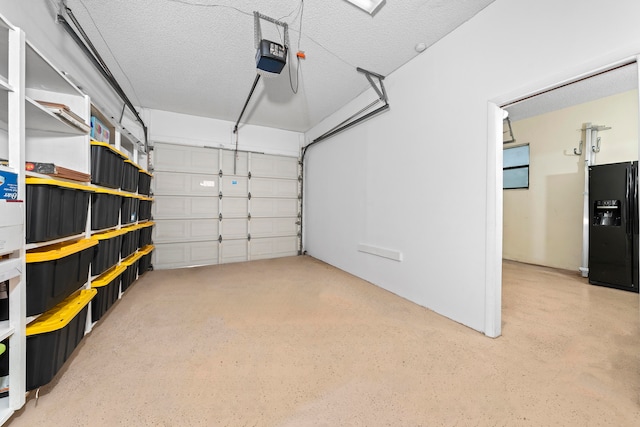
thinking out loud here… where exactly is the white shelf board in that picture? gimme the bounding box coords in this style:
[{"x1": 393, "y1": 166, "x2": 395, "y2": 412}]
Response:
[
  {"x1": 25, "y1": 41, "x2": 83, "y2": 95},
  {"x1": 0, "y1": 404, "x2": 12, "y2": 427},
  {"x1": 0, "y1": 76, "x2": 11, "y2": 92},
  {"x1": 0, "y1": 259, "x2": 20, "y2": 283},
  {"x1": 25, "y1": 313, "x2": 41, "y2": 325},
  {"x1": 26, "y1": 97, "x2": 88, "y2": 135},
  {"x1": 90, "y1": 225, "x2": 119, "y2": 235},
  {"x1": 25, "y1": 233, "x2": 86, "y2": 250},
  {"x1": 0, "y1": 322, "x2": 14, "y2": 342}
]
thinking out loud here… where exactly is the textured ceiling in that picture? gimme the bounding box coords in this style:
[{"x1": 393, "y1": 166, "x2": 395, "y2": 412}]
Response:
[
  {"x1": 505, "y1": 63, "x2": 638, "y2": 122},
  {"x1": 64, "y1": 0, "x2": 496, "y2": 132}
]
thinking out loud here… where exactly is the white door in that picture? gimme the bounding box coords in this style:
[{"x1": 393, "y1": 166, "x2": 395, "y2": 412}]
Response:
[{"x1": 152, "y1": 143, "x2": 299, "y2": 269}]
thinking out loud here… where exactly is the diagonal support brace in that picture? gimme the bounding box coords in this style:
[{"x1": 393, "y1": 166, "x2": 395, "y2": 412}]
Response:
[{"x1": 357, "y1": 67, "x2": 387, "y2": 103}]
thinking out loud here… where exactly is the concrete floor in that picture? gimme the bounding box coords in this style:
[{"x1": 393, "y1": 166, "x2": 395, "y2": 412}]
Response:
[{"x1": 6, "y1": 256, "x2": 640, "y2": 426}]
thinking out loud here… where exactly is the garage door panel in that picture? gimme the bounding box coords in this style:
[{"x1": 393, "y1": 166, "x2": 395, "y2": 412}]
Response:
[
  {"x1": 220, "y1": 176, "x2": 248, "y2": 197},
  {"x1": 153, "y1": 219, "x2": 218, "y2": 243},
  {"x1": 153, "y1": 143, "x2": 219, "y2": 173},
  {"x1": 251, "y1": 198, "x2": 298, "y2": 218},
  {"x1": 154, "y1": 171, "x2": 218, "y2": 196},
  {"x1": 220, "y1": 240, "x2": 248, "y2": 264},
  {"x1": 250, "y1": 236, "x2": 299, "y2": 260},
  {"x1": 250, "y1": 153, "x2": 298, "y2": 179},
  {"x1": 153, "y1": 196, "x2": 218, "y2": 219},
  {"x1": 222, "y1": 150, "x2": 248, "y2": 176},
  {"x1": 251, "y1": 177, "x2": 298, "y2": 198},
  {"x1": 221, "y1": 218, "x2": 247, "y2": 240},
  {"x1": 251, "y1": 217, "x2": 298, "y2": 238},
  {"x1": 153, "y1": 240, "x2": 219, "y2": 269},
  {"x1": 221, "y1": 198, "x2": 248, "y2": 218},
  {"x1": 153, "y1": 144, "x2": 301, "y2": 268}
]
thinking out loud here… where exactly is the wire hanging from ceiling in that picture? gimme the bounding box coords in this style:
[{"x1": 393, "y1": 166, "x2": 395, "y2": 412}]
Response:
[
  {"x1": 285, "y1": 0, "x2": 304, "y2": 94},
  {"x1": 165, "y1": 0, "x2": 253, "y2": 17}
]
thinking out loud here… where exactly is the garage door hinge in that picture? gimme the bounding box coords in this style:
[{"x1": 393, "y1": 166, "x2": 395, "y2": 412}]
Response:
[
  {"x1": 298, "y1": 193, "x2": 302, "y2": 200},
  {"x1": 248, "y1": 171, "x2": 252, "y2": 179},
  {"x1": 219, "y1": 169, "x2": 223, "y2": 178},
  {"x1": 248, "y1": 213, "x2": 251, "y2": 220},
  {"x1": 298, "y1": 175, "x2": 302, "y2": 182},
  {"x1": 218, "y1": 235, "x2": 222, "y2": 243},
  {"x1": 248, "y1": 234, "x2": 251, "y2": 241},
  {"x1": 219, "y1": 213, "x2": 223, "y2": 221},
  {"x1": 219, "y1": 191, "x2": 223, "y2": 200},
  {"x1": 248, "y1": 192, "x2": 252, "y2": 200}
]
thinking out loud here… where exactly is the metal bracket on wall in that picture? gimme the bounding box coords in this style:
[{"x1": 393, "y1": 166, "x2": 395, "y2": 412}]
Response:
[
  {"x1": 503, "y1": 117, "x2": 516, "y2": 144},
  {"x1": 306, "y1": 67, "x2": 390, "y2": 147},
  {"x1": 573, "y1": 140, "x2": 583, "y2": 155},
  {"x1": 357, "y1": 67, "x2": 387, "y2": 103}
]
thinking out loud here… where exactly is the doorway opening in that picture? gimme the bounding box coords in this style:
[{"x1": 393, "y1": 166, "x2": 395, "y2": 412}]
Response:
[{"x1": 491, "y1": 59, "x2": 640, "y2": 336}]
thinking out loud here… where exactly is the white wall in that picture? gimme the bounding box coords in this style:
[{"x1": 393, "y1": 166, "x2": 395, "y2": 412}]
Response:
[
  {"x1": 504, "y1": 90, "x2": 638, "y2": 271},
  {"x1": 303, "y1": 0, "x2": 640, "y2": 335},
  {"x1": 144, "y1": 109, "x2": 302, "y2": 157}
]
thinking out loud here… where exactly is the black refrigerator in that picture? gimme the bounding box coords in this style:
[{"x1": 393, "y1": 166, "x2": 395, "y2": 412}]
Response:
[{"x1": 589, "y1": 161, "x2": 639, "y2": 292}]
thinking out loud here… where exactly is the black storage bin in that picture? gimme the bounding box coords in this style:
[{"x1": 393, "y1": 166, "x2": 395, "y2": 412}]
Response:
[
  {"x1": 26, "y1": 239, "x2": 98, "y2": 317},
  {"x1": 91, "y1": 191, "x2": 122, "y2": 231},
  {"x1": 121, "y1": 226, "x2": 140, "y2": 259},
  {"x1": 138, "y1": 221, "x2": 154, "y2": 248},
  {"x1": 121, "y1": 160, "x2": 140, "y2": 193},
  {"x1": 26, "y1": 289, "x2": 96, "y2": 391},
  {"x1": 91, "y1": 141, "x2": 125, "y2": 189},
  {"x1": 138, "y1": 245, "x2": 154, "y2": 276},
  {"x1": 121, "y1": 195, "x2": 139, "y2": 225},
  {"x1": 120, "y1": 253, "x2": 140, "y2": 293},
  {"x1": 0, "y1": 280, "x2": 8, "y2": 321},
  {"x1": 91, "y1": 228, "x2": 128, "y2": 276},
  {"x1": 26, "y1": 178, "x2": 91, "y2": 243},
  {"x1": 138, "y1": 197, "x2": 153, "y2": 221},
  {"x1": 138, "y1": 169, "x2": 152, "y2": 196},
  {"x1": 91, "y1": 265, "x2": 125, "y2": 322}
]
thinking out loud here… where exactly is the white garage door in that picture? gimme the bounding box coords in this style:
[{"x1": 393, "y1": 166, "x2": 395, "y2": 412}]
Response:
[{"x1": 152, "y1": 142, "x2": 300, "y2": 269}]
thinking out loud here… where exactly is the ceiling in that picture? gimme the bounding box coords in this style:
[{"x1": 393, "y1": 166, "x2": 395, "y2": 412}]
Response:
[{"x1": 63, "y1": 0, "x2": 497, "y2": 133}]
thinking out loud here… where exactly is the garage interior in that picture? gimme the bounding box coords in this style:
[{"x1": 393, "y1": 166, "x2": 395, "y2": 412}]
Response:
[{"x1": 0, "y1": 0, "x2": 639, "y2": 425}]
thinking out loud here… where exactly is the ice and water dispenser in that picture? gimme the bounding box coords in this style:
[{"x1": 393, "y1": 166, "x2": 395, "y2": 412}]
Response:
[{"x1": 593, "y1": 199, "x2": 621, "y2": 226}]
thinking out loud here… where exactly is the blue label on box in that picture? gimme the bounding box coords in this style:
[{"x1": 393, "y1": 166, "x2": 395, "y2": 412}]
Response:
[{"x1": 0, "y1": 170, "x2": 18, "y2": 200}]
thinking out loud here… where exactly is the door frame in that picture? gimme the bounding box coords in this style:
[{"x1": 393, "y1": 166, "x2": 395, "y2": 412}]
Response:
[{"x1": 485, "y1": 55, "x2": 640, "y2": 338}]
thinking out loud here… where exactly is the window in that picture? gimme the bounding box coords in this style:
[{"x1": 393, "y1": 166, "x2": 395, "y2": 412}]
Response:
[{"x1": 503, "y1": 144, "x2": 529, "y2": 189}]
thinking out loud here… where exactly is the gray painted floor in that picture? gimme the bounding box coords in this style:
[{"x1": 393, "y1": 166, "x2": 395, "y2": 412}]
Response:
[{"x1": 7, "y1": 256, "x2": 640, "y2": 426}]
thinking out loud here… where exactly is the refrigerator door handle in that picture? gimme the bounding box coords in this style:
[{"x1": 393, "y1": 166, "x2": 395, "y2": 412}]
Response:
[{"x1": 627, "y1": 164, "x2": 633, "y2": 236}]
